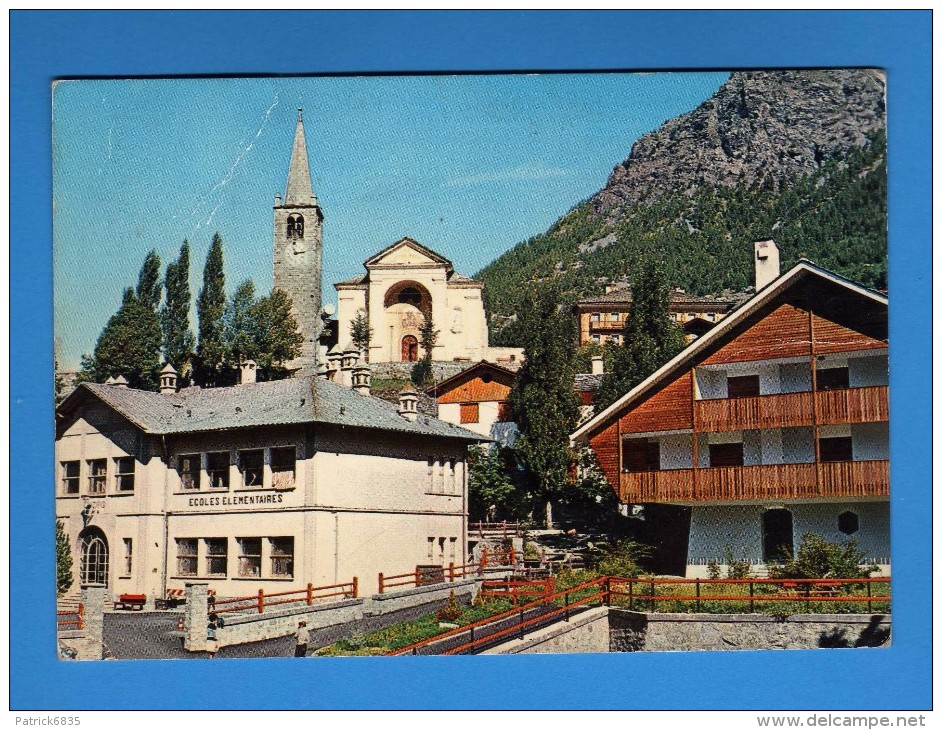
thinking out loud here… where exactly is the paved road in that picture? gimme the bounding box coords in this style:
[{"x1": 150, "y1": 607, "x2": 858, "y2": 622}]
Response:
[{"x1": 103, "y1": 595, "x2": 467, "y2": 660}]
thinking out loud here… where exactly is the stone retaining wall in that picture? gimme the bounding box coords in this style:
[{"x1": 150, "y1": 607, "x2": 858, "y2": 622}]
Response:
[
  {"x1": 609, "y1": 610, "x2": 891, "y2": 652},
  {"x1": 193, "y1": 578, "x2": 483, "y2": 650}
]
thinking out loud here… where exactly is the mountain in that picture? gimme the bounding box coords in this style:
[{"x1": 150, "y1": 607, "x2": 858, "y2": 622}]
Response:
[{"x1": 478, "y1": 70, "x2": 887, "y2": 346}]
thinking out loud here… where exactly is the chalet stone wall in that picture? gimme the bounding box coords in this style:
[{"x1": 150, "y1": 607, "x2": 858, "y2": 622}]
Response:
[{"x1": 609, "y1": 610, "x2": 891, "y2": 652}]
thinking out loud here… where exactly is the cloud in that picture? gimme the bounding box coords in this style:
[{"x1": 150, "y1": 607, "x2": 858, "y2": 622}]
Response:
[{"x1": 444, "y1": 163, "x2": 571, "y2": 188}]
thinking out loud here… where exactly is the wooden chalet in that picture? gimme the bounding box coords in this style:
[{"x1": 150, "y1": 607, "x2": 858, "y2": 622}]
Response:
[{"x1": 572, "y1": 248, "x2": 889, "y2": 577}]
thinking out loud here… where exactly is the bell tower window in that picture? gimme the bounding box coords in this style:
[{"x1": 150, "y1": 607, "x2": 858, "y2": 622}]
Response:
[{"x1": 286, "y1": 214, "x2": 304, "y2": 240}]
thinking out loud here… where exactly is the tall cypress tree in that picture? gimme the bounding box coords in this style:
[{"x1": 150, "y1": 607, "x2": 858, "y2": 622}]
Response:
[
  {"x1": 197, "y1": 233, "x2": 227, "y2": 379},
  {"x1": 136, "y1": 249, "x2": 162, "y2": 312},
  {"x1": 161, "y1": 240, "x2": 194, "y2": 378},
  {"x1": 594, "y1": 255, "x2": 686, "y2": 412},
  {"x1": 508, "y1": 282, "x2": 581, "y2": 527}
]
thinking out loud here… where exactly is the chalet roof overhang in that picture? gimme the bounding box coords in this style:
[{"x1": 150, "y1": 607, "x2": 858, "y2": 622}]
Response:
[{"x1": 570, "y1": 260, "x2": 888, "y2": 446}]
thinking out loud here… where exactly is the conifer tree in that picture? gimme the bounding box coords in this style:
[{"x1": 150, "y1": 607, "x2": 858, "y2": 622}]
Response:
[
  {"x1": 136, "y1": 249, "x2": 163, "y2": 312},
  {"x1": 161, "y1": 240, "x2": 194, "y2": 378},
  {"x1": 594, "y1": 255, "x2": 686, "y2": 412},
  {"x1": 223, "y1": 279, "x2": 258, "y2": 364},
  {"x1": 197, "y1": 233, "x2": 227, "y2": 378},
  {"x1": 411, "y1": 313, "x2": 439, "y2": 387},
  {"x1": 79, "y1": 286, "x2": 163, "y2": 390},
  {"x1": 508, "y1": 282, "x2": 580, "y2": 527},
  {"x1": 250, "y1": 288, "x2": 304, "y2": 380},
  {"x1": 56, "y1": 520, "x2": 74, "y2": 596},
  {"x1": 350, "y1": 310, "x2": 372, "y2": 358}
]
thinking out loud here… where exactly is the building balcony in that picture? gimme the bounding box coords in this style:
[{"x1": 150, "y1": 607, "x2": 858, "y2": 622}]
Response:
[
  {"x1": 693, "y1": 385, "x2": 887, "y2": 432},
  {"x1": 619, "y1": 459, "x2": 889, "y2": 504}
]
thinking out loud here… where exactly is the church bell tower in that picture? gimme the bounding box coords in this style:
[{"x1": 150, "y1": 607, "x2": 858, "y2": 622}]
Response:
[{"x1": 273, "y1": 108, "x2": 323, "y2": 369}]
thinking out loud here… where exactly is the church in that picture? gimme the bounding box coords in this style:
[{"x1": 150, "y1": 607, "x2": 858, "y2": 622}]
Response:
[
  {"x1": 335, "y1": 238, "x2": 523, "y2": 365},
  {"x1": 272, "y1": 111, "x2": 521, "y2": 368}
]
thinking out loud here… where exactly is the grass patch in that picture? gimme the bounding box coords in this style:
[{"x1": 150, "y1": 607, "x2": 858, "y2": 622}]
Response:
[{"x1": 314, "y1": 598, "x2": 515, "y2": 657}]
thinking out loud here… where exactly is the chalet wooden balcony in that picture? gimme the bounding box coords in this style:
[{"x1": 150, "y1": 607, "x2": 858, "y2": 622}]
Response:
[
  {"x1": 693, "y1": 385, "x2": 887, "y2": 432},
  {"x1": 619, "y1": 459, "x2": 889, "y2": 504}
]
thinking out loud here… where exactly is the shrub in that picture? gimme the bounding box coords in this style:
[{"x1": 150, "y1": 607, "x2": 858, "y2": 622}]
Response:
[
  {"x1": 723, "y1": 547, "x2": 752, "y2": 580},
  {"x1": 595, "y1": 540, "x2": 652, "y2": 578},
  {"x1": 435, "y1": 590, "x2": 462, "y2": 623},
  {"x1": 706, "y1": 560, "x2": 721, "y2": 580},
  {"x1": 769, "y1": 533, "x2": 877, "y2": 580},
  {"x1": 522, "y1": 541, "x2": 541, "y2": 561}
]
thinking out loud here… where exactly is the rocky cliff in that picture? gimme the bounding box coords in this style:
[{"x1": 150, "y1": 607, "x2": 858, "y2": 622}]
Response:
[{"x1": 591, "y1": 70, "x2": 886, "y2": 219}]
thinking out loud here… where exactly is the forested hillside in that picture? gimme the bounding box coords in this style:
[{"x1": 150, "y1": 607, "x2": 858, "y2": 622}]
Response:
[{"x1": 478, "y1": 71, "x2": 887, "y2": 346}]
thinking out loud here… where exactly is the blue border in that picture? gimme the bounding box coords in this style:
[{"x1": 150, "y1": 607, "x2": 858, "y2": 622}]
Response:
[{"x1": 12, "y1": 10, "x2": 931, "y2": 710}]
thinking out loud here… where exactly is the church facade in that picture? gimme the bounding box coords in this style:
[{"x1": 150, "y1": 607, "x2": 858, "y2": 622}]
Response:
[{"x1": 334, "y1": 238, "x2": 523, "y2": 365}]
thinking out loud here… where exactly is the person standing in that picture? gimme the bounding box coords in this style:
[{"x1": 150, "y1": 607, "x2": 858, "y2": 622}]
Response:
[
  {"x1": 206, "y1": 613, "x2": 221, "y2": 659},
  {"x1": 295, "y1": 621, "x2": 310, "y2": 657}
]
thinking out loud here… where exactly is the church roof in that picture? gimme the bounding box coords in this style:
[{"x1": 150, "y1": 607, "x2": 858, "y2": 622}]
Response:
[
  {"x1": 334, "y1": 273, "x2": 368, "y2": 287},
  {"x1": 447, "y1": 272, "x2": 483, "y2": 286},
  {"x1": 283, "y1": 109, "x2": 318, "y2": 207},
  {"x1": 58, "y1": 376, "x2": 487, "y2": 443},
  {"x1": 363, "y1": 237, "x2": 453, "y2": 272}
]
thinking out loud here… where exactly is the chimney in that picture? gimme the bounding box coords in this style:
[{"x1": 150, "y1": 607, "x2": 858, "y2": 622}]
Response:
[
  {"x1": 239, "y1": 360, "x2": 257, "y2": 385},
  {"x1": 397, "y1": 386, "x2": 419, "y2": 422},
  {"x1": 159, "y1": 363, "x2": 178, "y2": 394},
  {"x1": 110, "y1": 375, "x2": 128, "y2": 388},
  {"x1": 754, "y1": 239, "x2": 780, "y2": 291},
  {"x1": 104, "y1": 376, "x2": 116, "y2": 385},
  {"x1": 326, "y1": 344, "x2": 343, "y2": 382},
  {"x1": 591, "y1": 356, "x2": 604, "y2": 376},
  {"x1": 352, "y1": 365, "x2": 371, "y2": 396},
  {"x1": 339, "y1": 344, "x2": 359, "y2": 387}
]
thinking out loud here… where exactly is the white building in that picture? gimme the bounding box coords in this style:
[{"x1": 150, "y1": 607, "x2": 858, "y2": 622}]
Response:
[
  {"x1": 55, "y1": 370, "x2": 484, "y2": 600},
  {"x1": 334, "y1": 237, "x2": 523, "y2": 365}
]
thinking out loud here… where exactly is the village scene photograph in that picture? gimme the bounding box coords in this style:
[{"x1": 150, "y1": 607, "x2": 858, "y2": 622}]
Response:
[{"x1": 51, "y1": 67, "x2": 891, "y2": 664}]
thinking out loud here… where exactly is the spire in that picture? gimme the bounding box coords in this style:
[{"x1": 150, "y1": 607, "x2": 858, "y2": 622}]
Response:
[{"x1": 284, "y1": 108, "x2": 317, "y2": 206}]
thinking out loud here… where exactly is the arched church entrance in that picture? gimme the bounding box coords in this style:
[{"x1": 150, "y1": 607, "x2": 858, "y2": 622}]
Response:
[
  {"x1": 384, "y1": 281, "x2": 433, "y2": 362},
  {"x1": 79, "y1": 527, "x2": 109, "y2": 587}
]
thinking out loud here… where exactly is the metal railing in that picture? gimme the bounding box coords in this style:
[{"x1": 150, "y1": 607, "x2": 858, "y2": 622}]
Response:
[
  {"x1": 57, "y1": 604, "x2": 84, "y2": 631},
  {"x1": 388, "y1": 575, "x2": 891, "y2": 656},
  {"x1": 377, "y1": 547, "x2": 516, "y2": 594},
  {"x1": 211, "y1": 579, "x2": 358, "y2": 615}
]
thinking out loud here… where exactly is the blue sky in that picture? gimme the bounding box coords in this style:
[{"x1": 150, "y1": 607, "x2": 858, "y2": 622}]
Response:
[{"x1": 53, "y1": 72, "x2": 729, "y2": 368}]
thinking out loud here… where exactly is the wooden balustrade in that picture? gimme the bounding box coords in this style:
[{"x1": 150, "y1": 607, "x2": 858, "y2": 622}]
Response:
[
  {"x1": 621, "y1": 460, "x2": 888, "y2": 503},
  {"x1": 693, "y1": 386, "x2": 887, "y2": 432},
  {"x1": 815, "y1": 386, "x2": 888, "y2": 425}
]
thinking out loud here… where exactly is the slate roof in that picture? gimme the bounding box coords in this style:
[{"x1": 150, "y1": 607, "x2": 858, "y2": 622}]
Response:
[
  {"x1": 62, "y1": 376, "x2": 486, "y2": 442},
  {"x1": 574, "y1": 373, "x2": 606, "y2": 392},
  {"x1": 447, "y1": 272, "x2": 483, "y2": 286},
  {"x1": 334, "y1": 273, "x2": 367, "y2": 287}
]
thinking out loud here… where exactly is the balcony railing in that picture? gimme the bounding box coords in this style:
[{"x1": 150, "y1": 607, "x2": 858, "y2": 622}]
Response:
[
  {"x1": 694, "y1": 385, "x2": 887, "y2": 432},
  {"x1": 620, "y1": 460, "x2": 889, "y2": 504}
]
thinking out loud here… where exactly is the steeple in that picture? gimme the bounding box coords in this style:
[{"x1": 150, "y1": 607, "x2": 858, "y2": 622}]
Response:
[
  {"x1": 273, "y1": 109, "x2": 324, "y2": 371},
  {"x1": 284, "y1": 108, "x2": 317, "y2": 207}
]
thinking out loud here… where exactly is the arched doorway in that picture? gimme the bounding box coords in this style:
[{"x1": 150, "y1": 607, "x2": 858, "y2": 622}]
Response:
[
  {"x1": 762, "y1": 508, "x2": 794, "y2": 563},
  {"x1": 401, "y1": 335, "x2": 419, "y2": 362},
  {"x1": 80, "y1": 528, "x2": 109, "y2": 587}
]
